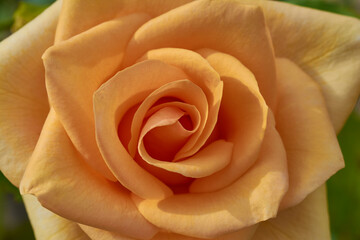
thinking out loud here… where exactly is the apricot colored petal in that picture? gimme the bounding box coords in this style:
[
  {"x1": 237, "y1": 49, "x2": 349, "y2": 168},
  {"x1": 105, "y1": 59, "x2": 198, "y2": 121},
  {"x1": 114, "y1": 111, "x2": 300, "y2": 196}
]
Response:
[
  {"x1": 133, "y1": 117, "x2": 287, "y2": 238},
  {"x1": 0, "y1": 1, "x2": 60, "y2": 186},
  {"x1": 139, "y1": 106, "x2": 192, "y2": 162},
  {"x1": 140, "y1": 138, "x2": 233, "y2": 178},
  {"x1": 80, "y1": 225, "x2": 132, "y2": 240},
  {"x1": 275, "y1": 58, "x2": 343, "y2": 209},
  {"x1": 127, "y1": 83, "x2": 205, "y2": 158},
  {"x1": 56, "y1": 0, "x2": 193, "y2": 42},
  {"x1": 20, "y1": 110, "x2": 158, "y2": 240},
  {"x1": 134, "y1": 48, "x2": 223, "y2": 160},
  {"x1": 94, "y1": 60, "x2": 189, "y2": 199},
  {"x1": 190, "y1": 50, "x2": 267, "y2": 192},
  {"x1": 23, "y1": 195, "x2": 90, "y2": 240},
  {"x1": 80, "y1": 225, "x2": 257, "y2": 240},
  {"x1": 146, "y1": 102, "x2": 201, "y2": 133},
  {"x1": 252, "y1": 185, "x2": 331, "y2": 240},
  {"x1": 43, "y1": 13, "x2": 151, "y2": 181},
  {"x1": 123, "y1": 0, "x2": 277, "y2": 108},
  {"x1": 152, "y1": 227, "x2": 257, "y2": 240},
  {"x1": 245, "y1": 0, "x2": 360, "y2": 131}
]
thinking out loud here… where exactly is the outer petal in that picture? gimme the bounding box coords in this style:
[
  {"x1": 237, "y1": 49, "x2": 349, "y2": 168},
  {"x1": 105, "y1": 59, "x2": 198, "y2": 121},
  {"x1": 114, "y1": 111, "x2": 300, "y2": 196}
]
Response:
[
  {"x1": 275, "y1": 58, "x2": 344, "y2": 209},
  {"x1": 55, "y1": 0, "x2": 193, "y2": 42},
  {"x1": 79, "y1": 225, "x2": 132, "y2": 240},
  {"x1": 243, "y1": 0, "x2": 360, "y2": 131},
  {"x1": 151, "y1": 228, "x2": 257, "y2": 240},
  {"x1": 44, "y1": 13, "x2": 151, "y2": 181},
  {"x1": 80, "y1": 224, "x2": 257, "y2": 240},
  {"x1": 23, "y1": 194, "x2": 90, "y2": 240},
  {"x1": 122, "y1": 0, "x2": 277, "y2": 108},
  {"x1": 252, "y1": 185, "x2": 331, "y2": 240},
  {"x1": 20, "y1": 110, "x2": 158, "y2": 240},
  {"x1": 0, "y1": 1, "x2": 61, "y2": 186}
]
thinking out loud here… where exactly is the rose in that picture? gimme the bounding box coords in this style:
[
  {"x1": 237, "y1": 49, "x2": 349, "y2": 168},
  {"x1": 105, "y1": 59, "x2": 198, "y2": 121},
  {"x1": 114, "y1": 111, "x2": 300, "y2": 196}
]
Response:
[{"x1": 1, "y1": 0, "x2": 359, "y2": 239}]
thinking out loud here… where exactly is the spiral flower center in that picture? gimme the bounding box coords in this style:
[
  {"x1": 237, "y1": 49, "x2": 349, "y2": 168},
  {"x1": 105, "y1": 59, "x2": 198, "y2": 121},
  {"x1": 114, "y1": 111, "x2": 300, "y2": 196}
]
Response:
[{"x1": 142, "y1": 107, "x2": 193, "y2": 161}]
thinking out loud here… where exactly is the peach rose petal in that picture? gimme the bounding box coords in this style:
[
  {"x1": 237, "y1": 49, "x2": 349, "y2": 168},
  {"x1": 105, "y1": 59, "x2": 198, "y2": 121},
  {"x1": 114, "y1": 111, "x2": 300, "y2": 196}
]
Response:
[
  {"x1": 118, "y1": 102, "x2": 197, "y2": 186},
  {"x1": 55, "y1": 0, "x2": 193, "y2": 42},
  {"x1": 43, "y1": 13, "x2": 151, "y2": 181},
  {"x1": 94, "y1": 60, "x2": 190, "y2": 199},
  {"x1": 129, "y1": 98, "x2": 203, "y2": 185},
  {"x1": 145, "y1": 101, "x2": 201, "y2": 136},
  {"x1": 139, "y1": 105, "x2": 233, "y2": 177},
  {"x1": 0, "y1": 1, "x2": 60, "y2": 186},
  {"x1": 20, "y1": 110, "x2": 158, "y2": 240},
  {"x1": 133, "y1": 116, "x2": 288, "y2": 238},
  {"x1": 245, "y1": 0, "x2": 360, "y2": 132},
  {"x1": 80, "y1": 225, "x2": 133, "y2": 240},
  {"x1": 127, "y1": 77, "x2": 208, "y2": 159},
  {"x1": 146, "y1": 102, "x2": 201, "y2": 132},
  {"x1": 80, "y1": 224, "x2": 257, "y2": 240},
  {"x1": 152, "y1": 227, "x2": 258, "y2": 240},
  {"x1": 275, "y1": 58, "x2": 344, "y2": 209},
  {"x1": 139, "y1": 106, "x2": 193, "y2": 162},
  {"x1": 252, "y1": 185, "x2": 331, "y2": 240},
  {"x1": 140, "y1": 138, "x2": 233, "y2": 178},
  {"x1": 135, "y1": 155, "x2": 193, "y2": 187},
  {"x1": 190, "y1": 50, "x2": 268, "y2": 193},
  {"x1": 134, "y1": 48, "x2": 223, "y2": 160},
  {"x1": 23, "y1": 195, "x2": 90, "y2": 240},
  {"x1": 123, "y1": 0, "x2": 277, "y2": 108}
]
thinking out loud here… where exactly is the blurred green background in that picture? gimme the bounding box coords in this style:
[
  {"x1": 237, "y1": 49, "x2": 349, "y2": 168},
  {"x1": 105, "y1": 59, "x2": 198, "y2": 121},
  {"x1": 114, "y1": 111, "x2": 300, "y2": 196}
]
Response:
[{"x1": 0, "y1": 0, "x2": 359, "y2": 239}]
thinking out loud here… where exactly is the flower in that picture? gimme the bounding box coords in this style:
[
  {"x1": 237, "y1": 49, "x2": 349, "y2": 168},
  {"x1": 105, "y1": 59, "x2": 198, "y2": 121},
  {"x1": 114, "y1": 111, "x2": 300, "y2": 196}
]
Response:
[{"x1": 0, "y1": 0, "x2": 359, "y2": 239}]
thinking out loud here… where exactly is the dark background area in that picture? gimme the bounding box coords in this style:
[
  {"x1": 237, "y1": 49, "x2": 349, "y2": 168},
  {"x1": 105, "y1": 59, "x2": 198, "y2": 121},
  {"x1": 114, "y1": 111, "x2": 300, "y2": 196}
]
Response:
[{"x1": 0, "y1": 0, "x2": 359, "y2": 239}]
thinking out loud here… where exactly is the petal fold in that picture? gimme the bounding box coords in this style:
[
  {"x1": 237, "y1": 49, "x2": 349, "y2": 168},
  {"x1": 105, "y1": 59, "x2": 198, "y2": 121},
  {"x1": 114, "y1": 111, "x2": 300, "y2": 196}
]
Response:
[
  {"x1": 44, "y1": 13, "x2": 151, "y2": 181},
  {"x1": 252, "y1": 185, "x2": 331, "y2": 240},
  {"x1": 139, "y1": 138, "x2": 233, "y2": 178},
  {"x1": 20, "y1": 110, "x2": 158, "y2": 240},
  {"x1": 275, "y1": 58, "x2": 344, "y2": 209},
  {"x1": 138, "y1": 106, "x2": 193, "y2": 162},
  {"x1": 23, "y1": 194, "x2": 90, "y2": 240}
]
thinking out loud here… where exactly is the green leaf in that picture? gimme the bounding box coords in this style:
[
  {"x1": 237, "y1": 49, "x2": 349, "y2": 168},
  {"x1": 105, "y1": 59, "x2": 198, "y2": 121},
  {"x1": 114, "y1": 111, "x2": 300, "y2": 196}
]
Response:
[
  {"x1": 24, "y1": 0, "x2": 55, "y2": 5},
  {"x1": 327, "y1": 110, "x2": 360, "y2": 240},
  {"x1": 11, "y1": 1, "x2": 51, "y2": 32},
  {"x1": 0, "y1": 0, "x2": 19, "y2": 30},
  {"x1": 277, "y1": 0, "x2": 360, "y2": 18}
]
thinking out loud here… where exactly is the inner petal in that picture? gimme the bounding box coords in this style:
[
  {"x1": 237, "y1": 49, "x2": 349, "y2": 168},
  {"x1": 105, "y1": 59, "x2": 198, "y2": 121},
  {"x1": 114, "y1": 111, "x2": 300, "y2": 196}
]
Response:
[
  {"x1": 138, "y1": 105, "x2": 232, "y2": 179},
  {"x1": 189, "y1": 49, "x2": 268, "y2": 193},
  {"x1": 139, "y1": 139, "x2": 233, "y2": 179},
  {"x1": 134, "y1": 48, "x2": 223, "y2": 161},
  {"x1": 94, "y1": 59, "x2": 189, "y2": 199},
  {"x1": 146, "y1": 101, "x2": 201, "y2": 132},
  {"x1": 118, "y1": 102, "x2": 198, "y2": 187},
  {"x1": 127, "y1": 78, "x2": 209, "y2": 159},
  {"x1": 141, "y1": 107, "x2": 192, "y2": 161}
]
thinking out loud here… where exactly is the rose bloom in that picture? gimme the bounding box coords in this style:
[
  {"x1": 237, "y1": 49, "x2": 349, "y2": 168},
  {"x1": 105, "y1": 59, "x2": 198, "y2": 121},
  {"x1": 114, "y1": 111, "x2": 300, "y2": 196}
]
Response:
[{"x1": 0, "y1": 0, "x2": 360, "y2": 239}]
